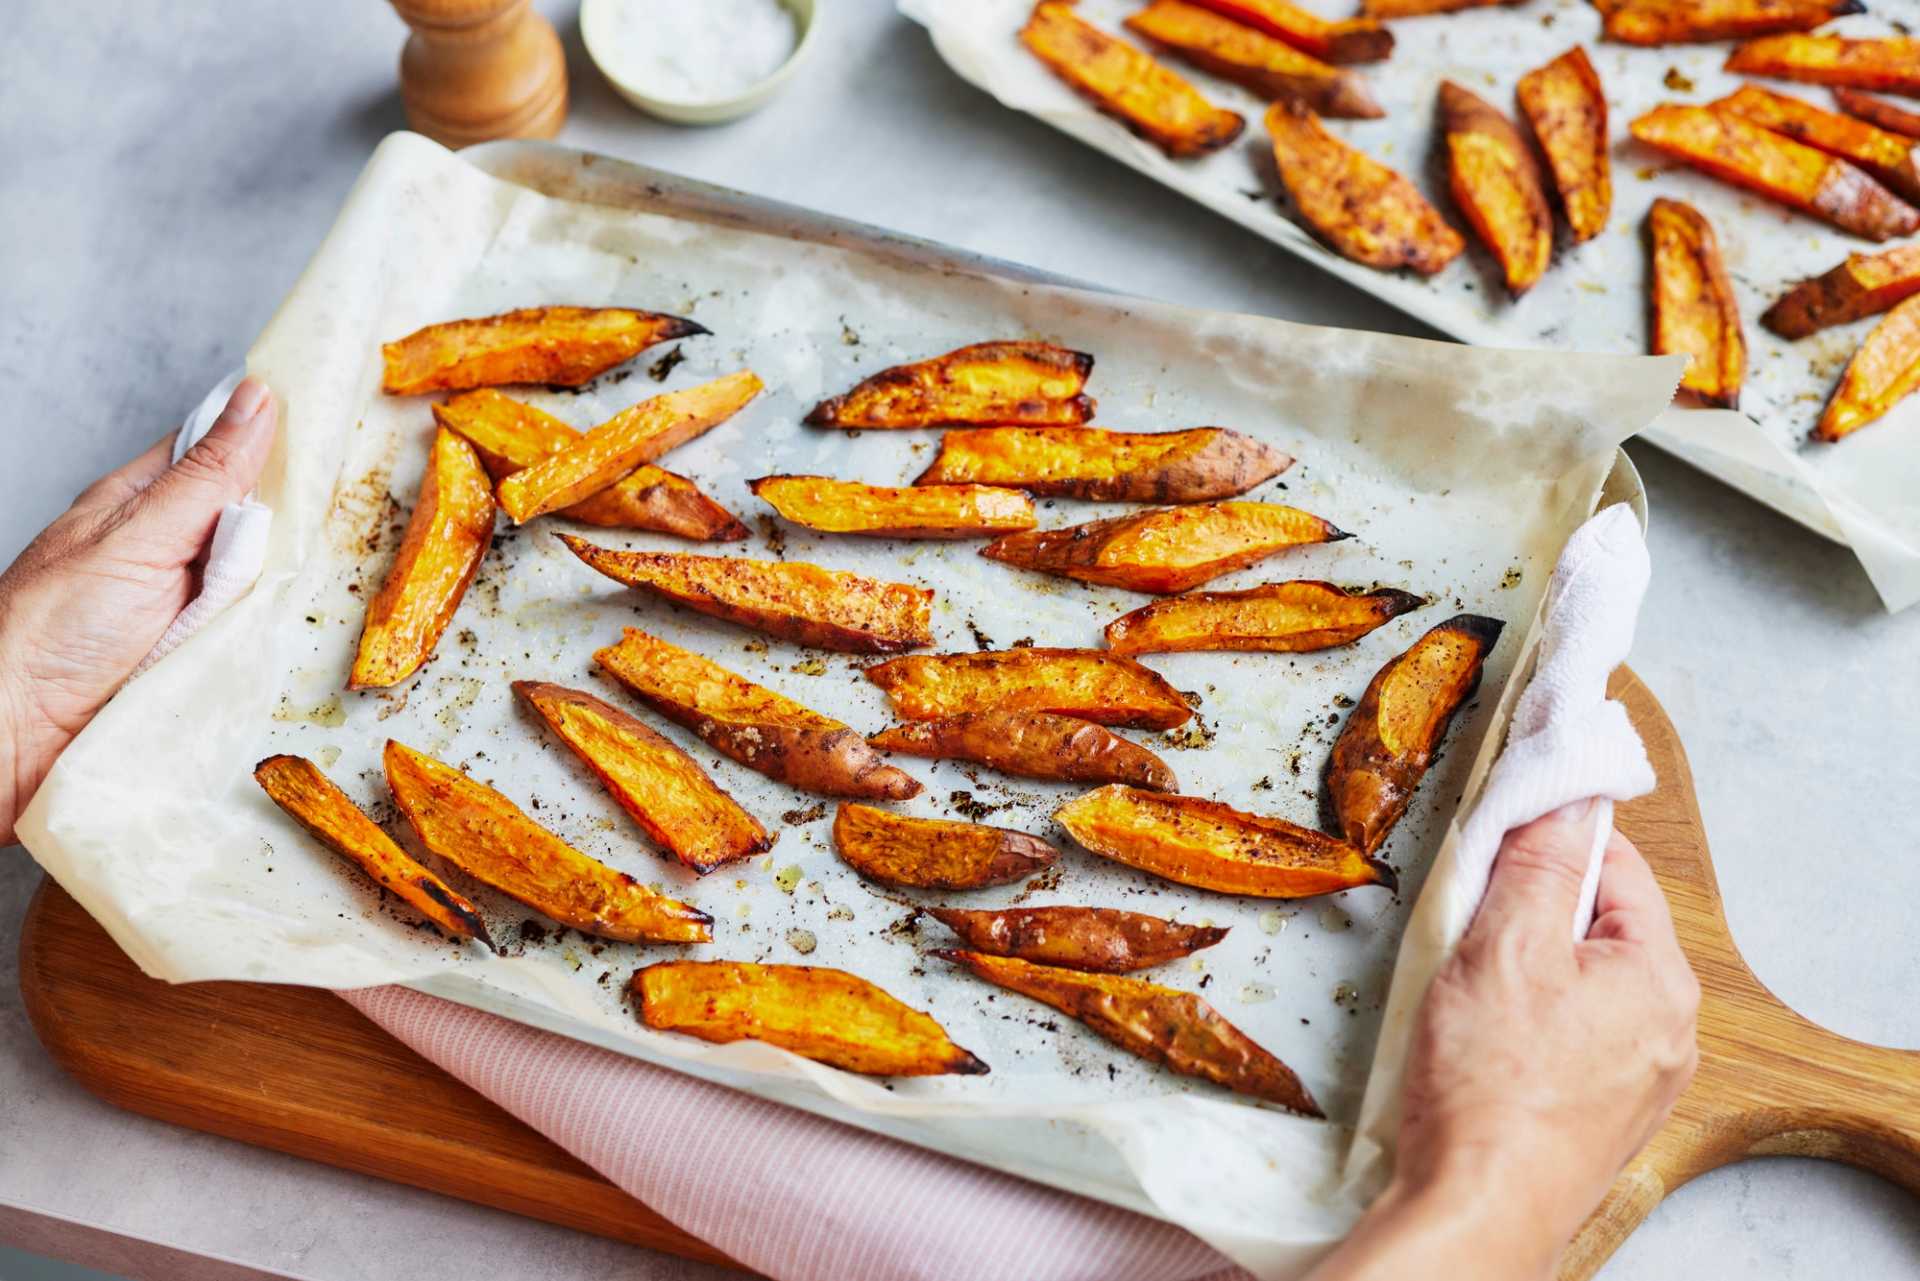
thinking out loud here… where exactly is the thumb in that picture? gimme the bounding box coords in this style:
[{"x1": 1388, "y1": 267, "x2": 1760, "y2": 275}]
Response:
[
  {"x1": 120, "y1": 378, "x2": 276, "y2": 566},
  {"x1": 1469, "y1": 798, "x2": 1602, "y2": 947}
]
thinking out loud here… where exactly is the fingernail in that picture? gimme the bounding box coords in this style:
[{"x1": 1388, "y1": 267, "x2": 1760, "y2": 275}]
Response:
[
  {"x1": 1549, "y1": 797, "x2": 1598, "y2": 824},
  {"x1": 226, "y1": 377, "x2": 270, "y2": 427}
]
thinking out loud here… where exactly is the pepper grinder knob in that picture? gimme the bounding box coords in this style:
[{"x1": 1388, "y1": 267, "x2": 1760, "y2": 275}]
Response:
[{"x1": 388, "y1": 0, "x2": 568, "y2": 147}]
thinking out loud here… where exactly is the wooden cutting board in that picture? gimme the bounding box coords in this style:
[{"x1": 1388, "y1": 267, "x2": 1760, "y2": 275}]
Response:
[{"x1": 17, "y1": 669, "x2": 1919, "y2": 1278}]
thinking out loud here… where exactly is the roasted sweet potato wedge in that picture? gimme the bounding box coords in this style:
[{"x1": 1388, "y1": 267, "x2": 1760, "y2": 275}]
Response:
[
  {"x1": 749, "y1": 475, "x2": 1035, "y2": 539},
  {"x1": 833, "y1": 803, "x2": 1059, "y2": 891},
  {"x1": 1600, "y1": 0, "x2": 1862, "y2": 45},
  {"x1": 349, "y1": 428, "x2": 495, "y2": 690},
  {"x1": 1629, "y1": 104, "x2": 1920, "y2": 241},
  {"x1": 1441, "y1": 81, "x2": 1555, "y2": 295},
  {"x1": 805, "y1": 341, "x2": 1094, "y2": 430},
  {"x1": 1124, "y1": 0, "x2": 1383, "y2": 119},
  {"x1": 433, "y1": 389, "x2": 745, "y2": 539},
  {"x1": 936, "y1": 950, "x2": 1319, "y2": 1114},
  {"x1": 1763, "y1": 242, "x2": 1920, "y2": 337},
  {"x1": 1267, "y1": 102, "x2": 1467, "y2": 276},
  {"x1": 1327, "y1": 613, "x2": 1502, "y2": 856},
  {"x1": 926, "y1": 906, "x2": 1226, "y2": 973},
  {"x1": 562, "y1": 537, "x2": 935, "y2": 654},
  {"x1": 496, "y1": 371, "x2": 763, "y2": 524},
  {"x1": 1726, "y1": 35, "x2": 1920, "y2": 96},
  {"x1": 1717, "y1": 85, "x2": 1920, "y2": 204},
  {"x1": 1186, "y1": 0, "x2": 1391, "y2": 63},
  {"x1": 382, "y1": 306, "x2": 706, "y2": 396},
  {"x1": 595, "y1": 627, "x2": 921, "y2": 800},
  {"x1": 1517, "y1": 46, "x2": 1612, "y2": 244},
  {"x1": 915, "y1": 426, "x2": 1291, "y2": 503},
  {"x1": 1648, "y1": 198, "x2": 1747, "y2": 410},
  {"x1": 1056, "y1": 785, "x2": 1391, "y2": 898},
  {"x1": 981, "y1": 501, "x2": 1348, "y2": 595},
  {"x1": 869, "y1": 711, "x2": 1178, "y2": 791},
  {"x1": 1833, "y1": 89, "x2": 1920, "y2": 140},
  {"x1": 383, "y1": 741, "x2": 712, "y2": 943},
  {"x1": 1360, "y1": 0, "x2": 1521, "y2": 16},
  {"x1": 514, "y1": 681, "x2": 770, "y2": 875},
  {"x1": 1105, "y1": 581, "x2": 1423, "y2": 655},
  {"x1": 866, "y1": 648, "x2": 1194, "y2": 730},
  {"x1": 1813, "y1": 293, "x2": 1920, "y2": 442},
  {"x1": 1021, "y1": 2, "x2": 1246, "y2": 158},
  {"x1": 253, "y1": 755, "x2": 494, "y2": 949},
  {"x1": 634, "y1": 960, "x2": 987, "y2": 1077}
]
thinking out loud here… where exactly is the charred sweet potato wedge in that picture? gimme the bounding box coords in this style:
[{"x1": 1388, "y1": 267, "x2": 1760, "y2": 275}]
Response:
[
  {"x1": 253, "y1": 755, "x2": 494, "y2": 949},
  {"x1": 1124, "y1": 0, "x2": 1383, "y2": 119},
  {"x1": 496, "y1": 371, "x2": 763, "y2": 524},
  {"x1": 1813, "y1": 294, "x2": 1920, "y2": 442},
  {"x1": 349, "y1": 428, "x2": 495, "y2": 690},
  {"x1": 562, "y1": 537, "x2": 935, "y2": 654},
  {"x1": 514, "y1": 681, "x2": 770, "y2": 875},
  {"x1": 833, "y1": 803, "x2": 1059, "y2": 891},
  {"x1": 595, "y1": 628, "x2": 921, "y2": 800},
  {"x1": 1056, "y1": 785, "x2": 1392, "y2": 898},
  {"x1": 866, "y1": 649, "x2": 1194, "y2": 730},
  {"x1": 749, "y1": 475, "x2": 1036, "y2": 539},
  {"x1": 1441, "y1": 81, "x2": 1555, "y2": 295},
  {"x1": 1601, "y1": 0, "x2": 1862, "y2": 45},
  {"x1": 382, "y1": 306, "x2": 706, "y2": 396},
  {"x1": 869, "y1": 711, "x2": 1178, "y2": 792},
  {"x1": 1328, "y1": 613, "x2": 1502, "y2": 856},
  {"x1": 1763, "y1": 242, "x2": 1920, "y2": 337},
  {"x1": 926, "y1": 906, "x2": 1226, "y2": 973},
  {"x1": 1267, "y1": 102, "x2": 1467, "y2": 276},
  {"x1": 1834, "y1": 89, "x2": 1920, "y2": 141},
  {"x1": 982, "y1": 501, "x2": 1348, "y2": 595},
  {"x1": 1517, "y1": 47, "x2": 1612, "y2": 244},
  {"x1": 1186, "y1": 0, "x2": 1392, "y2": 64},
  {"x1": 1105, "y1": 581, "x2": 1424, "y2": 655},
  {"x1": 915, "y1": 426, "x2": 1292, "y2": 503},
  {"x1": 1360, "y1": 0, "x2": 1521, "y2": 16},
  {"x1": 937, "y1": 950, "x2": 1319, "y2": 1114},
  {"x1": 1717, "y1": 85, "x2": 1920, "y2": 204},
  {"x1": 1021, "y1": 2, "x2": 1246, "y2": 158},
  {"x1": 383, "y1": 741, "x2": 712, "y2": 943},
  {"x1": 1648, "y1": 198, "x2": 1747, "y2": 410},
  {"x1": 805, "y1": 341, "x2": 1094, "y2": 430},
  {"x1": 1726, "y1": 35, "x2": 1920, "y2": 97}
]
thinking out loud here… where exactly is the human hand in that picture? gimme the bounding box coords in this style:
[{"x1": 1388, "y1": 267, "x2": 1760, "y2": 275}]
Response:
[{"x1": 0, "y1": 377, "x2": 276, "y2": 844}]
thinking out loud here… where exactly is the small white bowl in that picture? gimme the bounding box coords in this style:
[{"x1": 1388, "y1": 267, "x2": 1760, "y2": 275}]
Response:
[{"x1": 582, "y1": 0, "x2": 819, "y2": 126}]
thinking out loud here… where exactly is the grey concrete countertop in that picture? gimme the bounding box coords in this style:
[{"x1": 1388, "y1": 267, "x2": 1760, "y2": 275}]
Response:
[{"x1": 4, "y1": 2, "x2": 1918, "y2": 1278}]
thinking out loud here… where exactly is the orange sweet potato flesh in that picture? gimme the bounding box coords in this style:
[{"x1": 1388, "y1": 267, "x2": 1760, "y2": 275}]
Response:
[
  {"x1": 595, "y1": 627, "x2": 921, "y2": 800},
  {"x1": 915, "y1": 426, "x2": 1292, "y2": 503},
  {"x1": 1726, "y1": 35, "x2": 1920, "y2": 96},
  {"x1": 383, "y1": 741, "x2": 712, "y2": 943},
  {"x1": 1360, "y1": 0, "x2": 1521, "y2": 16},
  {"x1": 1834, "y1": 89, "x2": 1920, "y2": 141},
  {"x1": 1441, "y1": 81, "x2": 1555, "y2": 295},
  {"x1": 833, "y1": 803, "x2": 1059, "y2": 891},
  {"x1": 805, "y1": 341, "x2": 1095, "y2": 430},
  {"x1": 1186, "y1": 0, "x2": 1392, "y2": 64},
  {"x1": 635, "y1": 961, "x2": 987, "y2": 1076},
  {"x1": 1021, "y1": 2, "x2": 1246, "y2": 158},
  {"x1": 1105, "y1": 581, "x2": 1423, "y2": 655},
  {"x1": 434, "y1": 390, "x2": 746, "y2": 539},
  {"x1": 936, "y1": 950, "x2": 1320, "y2": 1114},
  {"x1": 349, "y1": 428, "x2": 495, "y2": 690},
  {"x1": 1814, "y1": 293, "x2": 1920, "y2": 442},
  {"x1": 562, "y1": 536, "x2": 935, "y2": 654},
  {"x1": 866, "y1": 648, "x2": 1193, "y2": 730},
  {"x1": 1267, "y1": 102, "x2": 1466, "y2": 276},
  {"x1": 1629, "y1": 104, "x2": 1920, "y2": 241},
  {"x1": 1763, "y1": 241, "x2": 1920, "y2": 338},
  {"x1": 1124, "y1": 0, "x2": 1383, "y2": 119},
  {"x1": 749, "y1": 475, "x2": 1035, "y2": 539},
  {"x1": 869, "y1": 711, "x2": 1178, "y2": 792},
  {"x1": 1601, "y1": 0, "x2": 1861, "y2": 45},
  {"x1": 1056, "y1": 784, "x2": 1392, "y2": 898},
  {"x1": 1517, "y1": 46, "x2": 1612, "y2": 244},
  {"x1": 928, "y1": 906, "x2": 1226, "y2": 973},
  {"x1": 1717, "y1": 85, "x2": 1920, "y2": 204},
  {"x1": 1648, "y1": 198, "x2": 1747, "y2": 410},
  {"x1": 514, "y1": 681, "x2": 770, "y2": 875},
  {"x1": 381, "y1": 306, "x2": 707, "y2": 396},
  {"x1": 981, "y1": 501, "x2": 1348, "y2": 595},
  {"x1": 1328, "y1": 613, "x2": 1502, "y2": 856},
  {"x1": 253, "y1": 755, "x2": 494, "y2": 949},
  {"x1": 497, "y1": 371, "x2": 763, "y2": 524}
]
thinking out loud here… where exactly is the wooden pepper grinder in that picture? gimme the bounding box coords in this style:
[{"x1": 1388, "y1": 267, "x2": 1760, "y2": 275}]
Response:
[{"x1": 389, "y1": 0, "x2": 568, "y2": 147}]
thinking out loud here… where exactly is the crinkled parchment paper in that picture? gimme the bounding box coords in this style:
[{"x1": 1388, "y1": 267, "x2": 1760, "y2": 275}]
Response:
[
  {"x1": 901, "y1": 0, "x2": 1920, "y2": 611},
  {"x1": 19, "y1": 134, "x2": 1678, "y2": 1277}
]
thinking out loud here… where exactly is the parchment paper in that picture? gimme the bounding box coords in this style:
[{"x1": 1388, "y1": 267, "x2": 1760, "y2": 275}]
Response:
[
  {"x1": 900, "y1": 0, "x2": 1920, "y2": 612},
  {"x1": 17, "y1": 134, "x2": 1678, "y2": 1276}
]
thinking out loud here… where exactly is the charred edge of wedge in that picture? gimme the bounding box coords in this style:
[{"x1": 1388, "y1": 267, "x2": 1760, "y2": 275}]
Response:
[{"x1": 415, "y1": 878, "x2": 499, "y2": 952}]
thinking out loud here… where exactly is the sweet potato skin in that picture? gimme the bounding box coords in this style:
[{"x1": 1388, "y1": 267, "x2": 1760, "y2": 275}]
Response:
[
  {"x1": 915, "y1": 426, "x2": 1292, "y2": 503},
  {"x1": 749, "y1": 475, "x2": 1036, "y2": 539},
  {"x1": 1726, "y1": 35, "x2": 1920, "y2": 97},
  {"x1": 869, "y1": 711, "x2": 1178, "y2": 792},
  {"x1": 936, "y1": 950, "x2": 1320, "y2": 1114},
  {"x1": 1833, "y1": 89, "x2": 1920, "y2": 141},
  {"x1": 833, "y1": 803, "x2": 1059, "y2": 891},
  {"x1": 927, "y1": 906, "x2": 1226, "y2": 973},
  {"x1": 1648, "y1": 198, "x2": 1747, "y2": 410},
  {"x1": 1763, "y1": 242, "x2": 1920, "y2": 338},
  {"x1": 1813, "y1": 293, "x2": 1920, "y2": 442},
  {"x1": 1105, "y1": 581, "x2": 1424, "y2": 655},
  {"x1": 634, "y1": 961, "x2": 988, "y2": 1077},
  {"x1": 349, "y1": 428, "x2": 495, "y2": 690},
  {"x1": 1517, "y1": 46, "x2": 1612, "y2": 244},
  {"x1": 253, "y1": 755, "x2": 494, "y2": 949},
  {"x1": 1717, "y1": 84, "x2": 1920, "y2": 204},
  {"x1": 806, "y1": 341, "x2": 1095, "y2": 430},
  {"x1": 866, "y1": 648, "x2": 1194, "y2": 730},
  {"x1": 594, "y1": 628, "x2": 921, "y2": 800},
  {"x1": 1602, "y1": 0, "x2": 1862, "y2": 46},
  {"x1": 1124, "y1": 0, "x2": 1383, "y2": 119},
  {"x1": 1441, "y1": 80, "x2": 1555, "y2": 295},
  {"x1": 382, "y1": 306, "x2": 707, "y2": 396},
  {"x1": 1186, "y1": 0, "x2": 1392, "y2": 64},
  {"x1": 1328, "y1": 613, "x2": 1502, "y2": 856}
]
